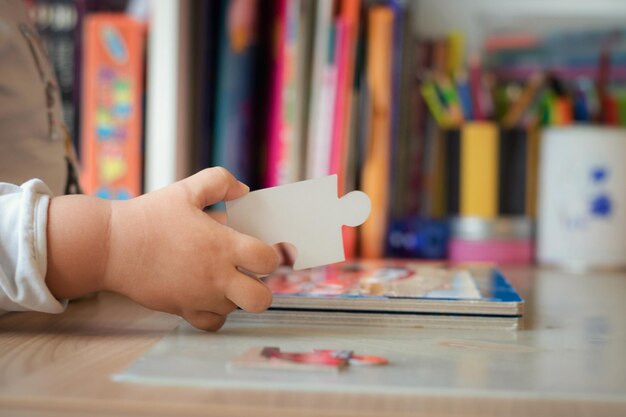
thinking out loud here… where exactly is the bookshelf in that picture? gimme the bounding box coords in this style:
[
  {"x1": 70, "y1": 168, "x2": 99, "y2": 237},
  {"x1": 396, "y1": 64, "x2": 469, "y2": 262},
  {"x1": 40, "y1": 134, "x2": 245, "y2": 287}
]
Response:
[
  {"x1": 33, "y1": 0, "x2": 626, "y2": 267},
  {"x1": 142, "y1": 0, "x2": 626, "y2": 184}
]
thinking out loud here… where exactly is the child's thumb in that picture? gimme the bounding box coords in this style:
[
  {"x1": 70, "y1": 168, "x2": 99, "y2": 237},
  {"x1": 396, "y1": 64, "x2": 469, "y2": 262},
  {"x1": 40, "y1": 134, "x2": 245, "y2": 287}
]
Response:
[{"x1": 182, "y1": 167, "x2": 249, "y2": 208}]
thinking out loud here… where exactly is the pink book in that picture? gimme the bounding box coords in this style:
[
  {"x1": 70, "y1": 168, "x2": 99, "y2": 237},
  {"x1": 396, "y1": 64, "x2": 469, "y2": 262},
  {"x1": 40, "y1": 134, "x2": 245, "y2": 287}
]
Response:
[
  {"x1": 328, "y1": 19, "x2": 356, "y2": 261},
  {"x1": 265, "y1": 0, "x2": 287, "y2": 187},
  {"x1": 329, "y1": 18, "x2": 349, "y2": 191}
]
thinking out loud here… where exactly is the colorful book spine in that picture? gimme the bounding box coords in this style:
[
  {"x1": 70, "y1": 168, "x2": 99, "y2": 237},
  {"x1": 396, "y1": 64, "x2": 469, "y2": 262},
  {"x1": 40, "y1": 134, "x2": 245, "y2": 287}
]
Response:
[
  {"x1": 329, "y1": 18, "x2": 350, "y2": 186},
  {"x1": 328, "y1": 17, "x2": 355, "y2": 260},
  {"x1": 305, "y1": 0, "x2": 333, "y2": 179},
  {"x1": 336, "y1": 0, "x2": 362, "y2": 260},
  {"x1": 282, "y1": 0, "x2": 303, "y2": 184},
  {"x1": 80, "y1": 13, "x2": 145, "y2": 199},
  {"x1": 387, "y1": 0, "x2": 406, "y2": 221},
  {"x1": 212, "y1": 0, "x2": 259, "y2": 186},
  {"x1": 395, "y1": 4, "x2": 424, "y2": 222},
  {"x1": 296, "y1": 0, "x2": 316, "y2": 181},
  {"x1": 360, "y1": 6, "x2": 394, "y2": 258},
  {"x1": 405, "y1": 40, "x2": 433, "y2": 217},
  {"x1": 309, "y1": 21, "x2": 341, "y2": 180},
  {"x1": 329, "y1": 0, "x2": 362, "y2": 196},
  {"x1": 193, "y1": 0, "x2": 221, "y2": 171},
  {"x1": 265, "y1": 0, "x2": 306, "y2": 187},
  {"x1": 264, "y1": 0, "x2": 288, "y2": 187}
]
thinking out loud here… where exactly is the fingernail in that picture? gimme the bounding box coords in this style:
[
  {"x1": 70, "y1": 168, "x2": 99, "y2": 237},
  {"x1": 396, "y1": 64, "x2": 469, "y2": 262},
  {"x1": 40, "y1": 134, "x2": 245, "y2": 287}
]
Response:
[{"x1": 239, "y1": 181, "x2": 250, "y2": 192}]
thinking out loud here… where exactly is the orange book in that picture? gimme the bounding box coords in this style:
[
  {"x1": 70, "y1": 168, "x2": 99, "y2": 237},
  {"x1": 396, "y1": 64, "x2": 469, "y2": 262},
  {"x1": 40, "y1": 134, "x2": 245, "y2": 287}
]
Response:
[
  {"x1": 360, "y1": 7, "x2": 393, "y2": 258},
  {"x1": 80, "y1": 14, "x2": 145, "y2": 199}
]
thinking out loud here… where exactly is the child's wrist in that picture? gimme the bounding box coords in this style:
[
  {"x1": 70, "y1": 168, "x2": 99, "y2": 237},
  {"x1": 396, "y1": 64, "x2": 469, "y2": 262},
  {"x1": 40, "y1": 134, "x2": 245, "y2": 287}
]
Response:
[
  {"x1": 99, "y1": 200, "x2": 126, "y2": 295},
  {"x1": 46, "y1": 195, "x2": 114, "y2": 299}
]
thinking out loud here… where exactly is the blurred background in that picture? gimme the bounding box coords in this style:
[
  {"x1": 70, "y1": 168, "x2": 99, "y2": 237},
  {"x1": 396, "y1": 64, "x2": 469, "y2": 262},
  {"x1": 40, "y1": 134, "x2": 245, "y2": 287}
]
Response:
[{"x1": 27, "y1": 0, "x2": 626, "y2": 268}]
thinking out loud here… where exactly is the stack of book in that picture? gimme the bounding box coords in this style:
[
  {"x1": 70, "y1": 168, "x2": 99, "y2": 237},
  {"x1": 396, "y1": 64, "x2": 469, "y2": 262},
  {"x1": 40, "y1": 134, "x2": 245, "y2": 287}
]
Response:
[{"x1": 231, "y1": 260, "x2": 524, "y2": 330}]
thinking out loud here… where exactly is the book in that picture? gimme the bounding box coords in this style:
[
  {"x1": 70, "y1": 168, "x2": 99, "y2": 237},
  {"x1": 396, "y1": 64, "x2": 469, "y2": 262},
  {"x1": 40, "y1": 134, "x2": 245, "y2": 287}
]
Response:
[
  {"x1": 329, "y1": 17, "x2": 350, "y2": 187},
  {"x1": 309, "y1": 20, "x2": 341, "y2": 180},
  {"x1": 28, "y1": 0, "x2": 131, "y2": 157},
  {"x1": 296, "y1": 0, "x2": 316, "y2": 181},
  {"x1": 390, "y1": 2, "x2": 416, "y2": 221},
  {"x1": 231, "y1": 260, "x2": 524, "y2": 330},
  {"x1": 212, "y1": 0, "x2": 260, "y2": 186},
  {"x1": 305, "y1": 0, "x2": 334, "y2": 180},
  {"x1": 191, "y1": 0, "x2": 221, "y2": 172},
  {"x1": 342, "y1": 5, "x2": 366, "y2": 260},
  {"x1": 264, "y1": 0, "x2": 287, "y2": 187},
  {"x1": 80, "y1": 13, "x2": 145, "y2": 199},
  {"x1": 330, "y1": 0, "x2": 361, "y2": 195},
  {"x1": 265, "y1": 0, "x2": 305, "y2": 187},
  {"x1": 360, "y1": 6, "x2": 394, "y2": 258},
  {"x1": 328, "y1": 15, "x2": 360, "y2": 261}
]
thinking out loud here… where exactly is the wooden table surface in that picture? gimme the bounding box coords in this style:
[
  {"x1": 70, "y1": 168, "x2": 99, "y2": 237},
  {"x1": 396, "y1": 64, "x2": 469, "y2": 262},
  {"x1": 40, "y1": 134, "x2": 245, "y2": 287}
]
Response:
[{"x1": 0, "y1": 266, "x2": 625, "y2": 417}]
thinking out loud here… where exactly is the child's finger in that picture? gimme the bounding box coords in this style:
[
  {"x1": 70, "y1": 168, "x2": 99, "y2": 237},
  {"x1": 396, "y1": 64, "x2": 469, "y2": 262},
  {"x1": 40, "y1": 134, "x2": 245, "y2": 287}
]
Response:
[
  {"x1": 194, "y1": 297, "x2": 238, "y2": 317},
  {"x1": 224, "y1": 270, "x2": 273, "y2": 313},
  {"x1": 206, "y1": 210, "x2": 228, "y2": 224},
  {"x1": 183, "y1": 310, "x2": 228, "y2": 332},
  {"x1": 182, "y1": 167, "x2": 249, "y2": 208},
  {"x1": 231, "y1": 233, "x2": 281, "y2": 275},
  {"x1": 275, "y1": 243, "x2": 297, "y2": 266}
]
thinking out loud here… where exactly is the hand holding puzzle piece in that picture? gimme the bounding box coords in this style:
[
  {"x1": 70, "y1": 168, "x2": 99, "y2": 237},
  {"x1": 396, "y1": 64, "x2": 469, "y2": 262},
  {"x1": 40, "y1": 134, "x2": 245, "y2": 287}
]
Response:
[{"x1": 226, "y1": 175, "x2": 371, "y2": 270}]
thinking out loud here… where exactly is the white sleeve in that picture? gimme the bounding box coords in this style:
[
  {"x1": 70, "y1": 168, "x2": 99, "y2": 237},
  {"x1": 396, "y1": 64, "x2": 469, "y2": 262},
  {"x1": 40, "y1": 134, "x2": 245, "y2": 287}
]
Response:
[{"x1": 0, "y1": 179, "x2": 66, "y2": 313}]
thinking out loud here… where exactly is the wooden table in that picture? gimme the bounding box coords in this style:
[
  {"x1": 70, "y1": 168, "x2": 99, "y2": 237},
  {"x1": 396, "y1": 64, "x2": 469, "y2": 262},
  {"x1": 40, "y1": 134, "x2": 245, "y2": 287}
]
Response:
[{"x1": 0, "y1": 267, "x2": 625, "y2": 417}]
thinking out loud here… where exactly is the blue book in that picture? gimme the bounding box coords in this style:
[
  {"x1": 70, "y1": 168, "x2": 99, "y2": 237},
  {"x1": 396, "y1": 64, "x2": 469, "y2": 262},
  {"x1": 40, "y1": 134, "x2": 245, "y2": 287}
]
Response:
[{"x1": 212, "y1": 0, "x2": 259, "y2": 185}]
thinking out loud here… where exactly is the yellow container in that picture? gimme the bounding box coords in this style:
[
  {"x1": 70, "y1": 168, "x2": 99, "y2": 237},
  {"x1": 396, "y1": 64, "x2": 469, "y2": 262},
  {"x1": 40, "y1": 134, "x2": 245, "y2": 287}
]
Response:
[{"x1": 460, "y1": 122, "x2": 499, "y2": 218}]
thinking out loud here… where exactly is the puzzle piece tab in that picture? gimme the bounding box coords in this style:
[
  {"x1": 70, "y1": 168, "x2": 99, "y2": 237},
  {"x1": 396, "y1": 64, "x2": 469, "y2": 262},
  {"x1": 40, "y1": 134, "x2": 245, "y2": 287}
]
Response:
[{"x1": 225, "y1": 175, "x2": 371, "y2": 270}]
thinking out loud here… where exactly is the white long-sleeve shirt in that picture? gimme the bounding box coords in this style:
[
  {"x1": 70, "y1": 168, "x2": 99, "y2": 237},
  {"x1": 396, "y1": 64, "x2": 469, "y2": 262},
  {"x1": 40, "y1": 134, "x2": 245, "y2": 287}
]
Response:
[
  {"x1": 0, "y1": 1, "x2": 79, "y2": 314},
  {"x1": 0, "y1": 180, "x2": 66, "y2": 313}
]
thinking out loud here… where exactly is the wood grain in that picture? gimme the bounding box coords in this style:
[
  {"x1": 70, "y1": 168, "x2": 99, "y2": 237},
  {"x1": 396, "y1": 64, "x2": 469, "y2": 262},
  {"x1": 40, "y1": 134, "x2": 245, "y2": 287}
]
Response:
[{"x1": 1, "y1": 267, "x2": 625, "y2": 417}]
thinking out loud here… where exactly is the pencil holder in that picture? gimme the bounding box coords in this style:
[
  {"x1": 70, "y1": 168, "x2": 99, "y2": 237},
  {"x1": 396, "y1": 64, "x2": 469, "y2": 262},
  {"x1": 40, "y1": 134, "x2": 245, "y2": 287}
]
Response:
[{"x1": 537, "y1": 126, "x2": 626, "y2": 270}]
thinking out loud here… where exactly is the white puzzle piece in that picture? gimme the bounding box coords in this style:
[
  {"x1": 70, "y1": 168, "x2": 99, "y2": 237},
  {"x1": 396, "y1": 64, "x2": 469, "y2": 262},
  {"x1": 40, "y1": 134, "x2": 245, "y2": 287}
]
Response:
[{"x1": 225, "y1": 175, "x2": 371, "y2": 270}]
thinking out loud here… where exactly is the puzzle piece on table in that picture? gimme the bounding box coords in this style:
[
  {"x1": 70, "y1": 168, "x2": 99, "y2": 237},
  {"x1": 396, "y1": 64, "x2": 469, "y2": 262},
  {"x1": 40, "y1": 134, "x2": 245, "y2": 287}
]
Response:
[
  {"x1": 228, "y1": 347, "x2": 388, "y2": 372},
  {"x1": 225, "y1": 175, "x2": 371, "y2": 270},
  {"x1": 229, "y1": 347, "x2": 349, "y2": 372}
]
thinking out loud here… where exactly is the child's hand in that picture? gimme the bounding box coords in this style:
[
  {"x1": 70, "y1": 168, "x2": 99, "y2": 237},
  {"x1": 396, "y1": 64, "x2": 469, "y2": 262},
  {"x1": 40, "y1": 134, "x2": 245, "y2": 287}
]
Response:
[{"x1": 46, "y1": 168, "x2": 280, "y2": 331}]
